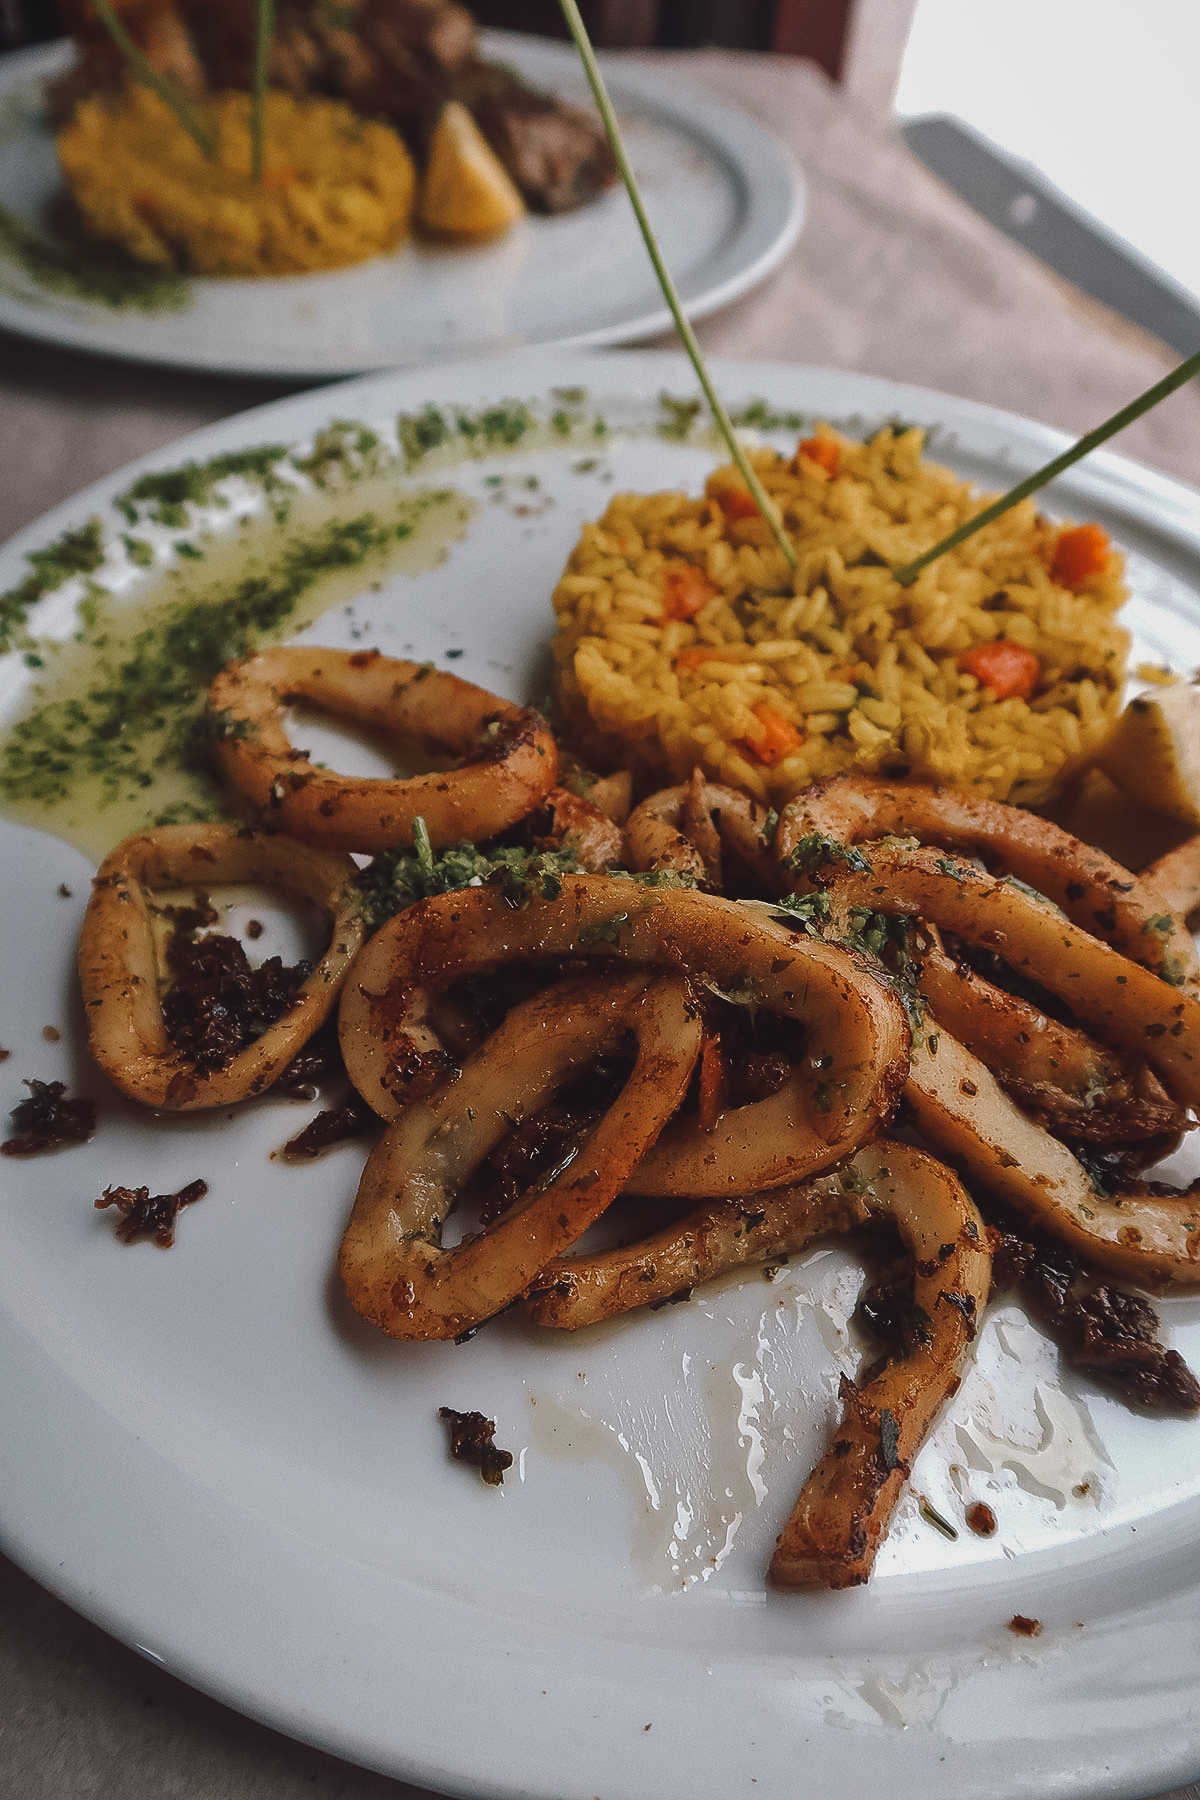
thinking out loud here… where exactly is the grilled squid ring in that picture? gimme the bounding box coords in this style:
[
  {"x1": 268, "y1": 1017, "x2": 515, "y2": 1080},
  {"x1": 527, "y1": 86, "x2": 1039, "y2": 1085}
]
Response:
[
  {"x1": 769, "y1": 1140, "x2": 990, "y2": 1590},
  {"x1": 778, "y1": 774, "x2": 1198, "y2": 988},
  {"x1": 338, "y1": 877, "x2": 912, "y2": 1193},
  {"x1": 337, "y1": 969, "x2": 702, "y2": 1341},
  {"x1": 624, "y1": 771, "x2": 779, "y2": 894},
  {"x1": 815, "y1": 840, "x2": 1200, "y2": 1109},
  {"x1": 904, "y1": 1029, "x2": 1200, "y2": 1286},
  {"x1": 207, "y1": 646, "x2": 558, "y2": 854},
  {"x1": 79, "y1": 822, "x2": 365, "y2": 1110}
]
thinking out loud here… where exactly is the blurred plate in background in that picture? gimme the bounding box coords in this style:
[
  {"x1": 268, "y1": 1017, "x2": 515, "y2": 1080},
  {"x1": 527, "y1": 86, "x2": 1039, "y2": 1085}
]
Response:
[{"x1": 0, "y1": 34, "x2": 803, "y2": 376}]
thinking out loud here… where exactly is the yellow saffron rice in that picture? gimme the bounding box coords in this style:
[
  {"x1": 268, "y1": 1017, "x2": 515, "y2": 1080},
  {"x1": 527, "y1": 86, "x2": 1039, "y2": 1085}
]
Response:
[
  {"x1": 551, "y1": 425, "x2": 1130, "y2": 807},
  {"x1": 56, "y1": 84, "x2": 416, "y2": 276}
]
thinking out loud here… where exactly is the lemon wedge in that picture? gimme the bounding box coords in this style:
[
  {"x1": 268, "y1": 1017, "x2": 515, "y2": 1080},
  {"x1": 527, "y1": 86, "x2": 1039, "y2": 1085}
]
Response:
[
  {"x1": 418, "y1": 101, "x2": 524, "y2": 237},
  {"x1": 1097, "y1": 680, "x2": 1200, "y2": 826}
]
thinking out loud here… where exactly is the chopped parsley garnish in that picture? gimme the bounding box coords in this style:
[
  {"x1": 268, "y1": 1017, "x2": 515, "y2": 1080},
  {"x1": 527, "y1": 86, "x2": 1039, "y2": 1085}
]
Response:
[
  {"x1": 752, "y1": 891, "x2": 831, "y2": 936},
  {"x1": 781, "y1": 832, "x2": 874, "y2": 880},
  {"x1": 657, "y1": 392, "x2": 703, "y2": 439},
  {"x1": 398, "y1": 404, "x2": 454, "y2": 464},
  {"x1": 919, "y1": 1498, "x2": 958, "y2": 1540},
  {"x1": 0, "y1": 518, "x2": 106, "y2": 652},
  {"x1": 843, "y1": 909, "x2": 927, "y2": 1037},
  {"x1": 701, "y1": 970, "x2": 764, "y2": 1015},
  {"x1": 606, "y1": 866, "x2": 696, "y2": 891},
  {"x1": 730, "y1": 399, "x2": 809, "y2": 433},
  {"x1": 579, "y1": 909, "x2": 631, "y2": 946},
  {"x1": 115, "y1": 446, "x2": 290, "y2": 526},
  {"x1": 2, "y1": 509, "x2": 434, "y2": 811},
  {"x1": 355, "y1": 820, "x2": 580, "y2": 928},
  {"x1": 838, "y1": 1160, "x2": 870, "y2": 1195},
  {"x1": 293, "y1": 421, "x2": 386, "y2": 487},
  {"x1": 0, "y1": 202, "x2": 190, "y2": 318}
]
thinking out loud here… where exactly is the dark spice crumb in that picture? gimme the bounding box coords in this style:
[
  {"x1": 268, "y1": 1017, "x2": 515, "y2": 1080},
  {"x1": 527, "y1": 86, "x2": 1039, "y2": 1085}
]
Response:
[
  {"x1": 477, "y1": 1100, "x2": 591, "y2": 1225},
  {"x1": 279, "y1": 1094, "x2": 376, "y2": 1159},
  {"x1": 161, "y1": 930, "x2": 310, "y2": 1074},
  {"x1": 1009, "y1": 1614, "x2": 1042, "y2": 1638},
  {"x1": 990, "y1": 1217, "x2": 1200, "y2": 1412},
  {"x1": 966, "y1": 1501, "x2": 998, "y2": 1537},
  {"x1": 648, "y1": 1286, "x2": 693, "y2": 1310},
  {"x1": 439, "y1": 1406, "x2": 513, "y2": 1486},
  {"x1": 95, "y1": 1177, "x2": 208, "y2": 1246},
  {"x1": 2, "y1": 1078, "x2": 96, "y2": 1156}
]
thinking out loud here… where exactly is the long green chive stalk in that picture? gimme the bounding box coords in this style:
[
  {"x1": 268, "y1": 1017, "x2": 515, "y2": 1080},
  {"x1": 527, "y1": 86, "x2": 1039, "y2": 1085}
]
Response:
[
  {"x1": 556, "y1": 0, "x2": 797, "y2": 570},
  {"x1": 891, "y1": 347, "x2": 1200, "y2": 585},
  {"x1": 251, "y1": 0, "x2": 275, "y2": 184},
  {"x1": 91, "y1": 0, "x2": 215, "y2": 159}
]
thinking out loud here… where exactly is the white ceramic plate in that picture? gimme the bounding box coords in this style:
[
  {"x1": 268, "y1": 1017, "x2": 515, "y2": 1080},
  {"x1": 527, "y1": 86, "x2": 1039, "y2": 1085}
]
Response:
[
  {"x1": 3, "y1": 351, "x2": 1200, "y2": 1800},
  {"x1": 0, "y1": 37, "x2": 802, "y2": 377}
]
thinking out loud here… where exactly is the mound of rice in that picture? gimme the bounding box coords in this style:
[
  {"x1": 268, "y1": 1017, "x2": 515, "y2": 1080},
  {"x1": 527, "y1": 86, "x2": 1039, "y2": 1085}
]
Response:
[
  {"x1": 551, "y1": 425, "x2": 1130, "y2": 808},
  {"x1": 56, "y1": 85, "x2": 415, "y2": 276}
]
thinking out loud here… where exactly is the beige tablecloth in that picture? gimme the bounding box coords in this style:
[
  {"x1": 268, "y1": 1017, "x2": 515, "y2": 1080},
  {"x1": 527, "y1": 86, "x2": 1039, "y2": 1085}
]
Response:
[{"x1": 3, "y1": 44, "x2": 1199, "y2": 1800}]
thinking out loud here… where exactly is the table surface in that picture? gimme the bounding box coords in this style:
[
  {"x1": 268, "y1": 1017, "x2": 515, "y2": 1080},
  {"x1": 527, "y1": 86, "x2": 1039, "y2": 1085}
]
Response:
[{"x1": 3, "y1": 42, "x2": 1200, "y2": 1800}]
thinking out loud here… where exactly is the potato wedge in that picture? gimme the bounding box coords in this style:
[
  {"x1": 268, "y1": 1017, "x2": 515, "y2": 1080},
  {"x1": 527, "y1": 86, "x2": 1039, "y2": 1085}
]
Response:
[{"x1": 1098, "y1": 680, "x2": 1200, "y2": 826}]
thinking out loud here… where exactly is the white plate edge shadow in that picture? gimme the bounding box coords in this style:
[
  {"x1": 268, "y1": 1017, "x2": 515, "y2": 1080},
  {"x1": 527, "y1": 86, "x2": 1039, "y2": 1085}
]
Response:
[
  {"x1": 0, "y1": 36, "x2": 804, "y2": 377},
  {"x1": 2, "y1": 351, "x2": 1200, "y2": 1800}
]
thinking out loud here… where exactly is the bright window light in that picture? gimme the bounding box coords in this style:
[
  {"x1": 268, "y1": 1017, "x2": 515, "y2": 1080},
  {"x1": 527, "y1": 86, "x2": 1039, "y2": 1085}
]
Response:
[{"x1": 895, "y1": 0, "x2": 1200, "y2": 300}]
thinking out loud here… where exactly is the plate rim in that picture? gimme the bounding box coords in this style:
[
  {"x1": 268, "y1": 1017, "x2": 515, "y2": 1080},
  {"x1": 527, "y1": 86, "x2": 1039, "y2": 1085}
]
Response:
[{"x1": 3, "y1": 349, "x2": 1200, "y2": 1800}]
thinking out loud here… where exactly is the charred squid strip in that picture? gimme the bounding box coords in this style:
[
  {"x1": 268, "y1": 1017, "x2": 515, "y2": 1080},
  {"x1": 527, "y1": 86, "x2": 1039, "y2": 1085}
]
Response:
[
  {"x1": 625, "y1": 771, "x2": 778, "y2": 893},
  {"x1": 79, "y1": 823, "x2": 365, "y2": 1111},
  {"x1": 338, "y1": 970, "x2": 701, "y2": 1342},
  {"x1": 777, "y1": 774, "x2": 1198, "y2": 988},
  {"x1": 770, "y1": 1140, "x2": 991, "y2": 1591},
  {"x1": 915, "y1": 933, "x2": 1188, "y2": 1142},
  {"x1": 525, "y1": 1176, "x2": 869, "y2": 1329},
  {"x1": 1143, "y1": 834, "x2": 1200, "y2": 919},
  {"x1": 989, "y1": 1216, "x2": 1200, "y2": 1413},
  {"x1": 622, "y1": 780, "x2": 708, "y2": 884},
  {"x1": 904, "y1": 1028, "x2": 1200, "y2": 1286},
  {"x1": 339, "y1": 878, "x2": 912, "y2": 1182},
  {"x1": 625, "y1": 1069, "x2": 874, "y2": 1198},
  {"x1": 527, "y1": 785, "x2": 625, "y2": 871},
  {"x1": 207, "y1": 646, "x2": 558, "y2": 854},
  {"x1": 816, "y1": 841, "x2": 1200, "y2": 1109}
]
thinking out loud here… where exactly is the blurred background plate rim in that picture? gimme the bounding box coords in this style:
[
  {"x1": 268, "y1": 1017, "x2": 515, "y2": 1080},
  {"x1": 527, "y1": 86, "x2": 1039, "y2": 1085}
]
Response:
[{"x1": 0, "y1": 33, "x2": 805, "y2": 376}]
